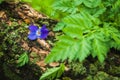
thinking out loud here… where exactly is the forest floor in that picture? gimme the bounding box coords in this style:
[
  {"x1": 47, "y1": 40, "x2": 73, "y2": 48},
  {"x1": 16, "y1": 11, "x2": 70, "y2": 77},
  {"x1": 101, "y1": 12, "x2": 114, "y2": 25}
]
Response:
[{"x1": 0, "y1": 2, "x2": 120, "y2": 80}]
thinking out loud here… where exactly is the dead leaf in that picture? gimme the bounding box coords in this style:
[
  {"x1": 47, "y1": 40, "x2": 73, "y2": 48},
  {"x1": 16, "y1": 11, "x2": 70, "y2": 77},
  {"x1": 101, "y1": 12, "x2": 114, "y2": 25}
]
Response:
[
  {"x1": 31, "y1": 47, "x2": 39, "y2": 53},
  {"x1": 38, "y1": 49, "x2": 49, "y2": 55},
  {"x1": 48, "y1": 31, "x2": 55, "y2": 37},
  {"x1": 24, "y1": 18, "x2": 32, "y2": 24},
  {"x1": 40, "y1": 66, "x2": 46, "y2": 71},
  {"x1": 6, "y1": 20, "x2": 12, "y2": 26},
  {"x1": 36, "y1": 60, "x2": 47, "y2": 67},
  {"x1": 49, "y1": 62, "x2": 60, "y2": 67},
  {"x1": 0, "y1": 11, "x2": 7, "y2": 20}
]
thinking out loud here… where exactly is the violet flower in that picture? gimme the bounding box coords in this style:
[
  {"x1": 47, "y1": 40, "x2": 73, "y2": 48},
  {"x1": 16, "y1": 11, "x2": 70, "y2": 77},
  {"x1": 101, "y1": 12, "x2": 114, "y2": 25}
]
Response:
[{"x1": 28, "y1": 24, "x2": 49, "y2": 40}]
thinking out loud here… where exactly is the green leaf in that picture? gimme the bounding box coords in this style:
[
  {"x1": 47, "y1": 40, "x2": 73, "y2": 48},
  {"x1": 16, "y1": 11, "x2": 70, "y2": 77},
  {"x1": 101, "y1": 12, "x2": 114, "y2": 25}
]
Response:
[
  {"x1": 17, "y1": 52, "x2": 29, "y2": 67},
  {"x1": 74, "y1": 37, "x2": 92, "y2": 61},
  {"x1": 39, "y1": 64, "x2": 65, "y2": 80},
  {"x1": 83, "y1": 0, "x2": 101, "y2": 8},
  {"x1": 73, "y1": 0, "x2": 83, "y2": 6},
  {"x1": 93, "y1": 7, "x2": 106, "y2": 17},
  {"x1": 21, "y1": 0, "x2": 32, "y2": 2},
  {"x1": 45, "y1": 35, "x2": 75, "y2": 63},
  {"x1": 46, "y1": 12, "x2": 107, "y2": 63},
  {"x1": 92, "y1": 37, "x2": 109, "y2": 63},
  {"x1": 53, "y1": 0, "x2": 78, "y2": 14},
  {"x1": 62, "y1": 12, "x2": 93, "y2": 30},
  {"x1": 53, "y1": 22, "x2": 66, "y2": 31},
  {"x1": 63, "y1": 26, "x2": 83, "y2": 39},
  {"x1": 45, "y1": 35, "x2": 92, "y2": 63},
  {"x1": 45, "y1": 1, "x2": 120, "y2": 64}
]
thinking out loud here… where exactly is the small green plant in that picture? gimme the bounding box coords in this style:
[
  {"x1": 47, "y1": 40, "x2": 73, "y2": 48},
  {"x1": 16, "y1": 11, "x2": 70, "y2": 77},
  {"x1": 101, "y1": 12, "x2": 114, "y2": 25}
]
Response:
[
  {"x1": 17, "y1": 52, "x2": 29, "y2": 67},
  {"x1": 40, "y1": 64, "x2": 65, "y2": 80}
]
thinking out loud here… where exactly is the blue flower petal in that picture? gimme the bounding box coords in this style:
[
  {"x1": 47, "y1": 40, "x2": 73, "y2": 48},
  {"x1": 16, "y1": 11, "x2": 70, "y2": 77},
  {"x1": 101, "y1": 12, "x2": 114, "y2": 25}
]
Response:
[
  {"x1": 29, "y1": 24, "x2": 38, "y2": 32},
  {"x1": 28, "y1": 33, "x2": 37, "y2": 40},
  {"x1": 40, "y1": 25, "x2": 49, "y2": 39}
]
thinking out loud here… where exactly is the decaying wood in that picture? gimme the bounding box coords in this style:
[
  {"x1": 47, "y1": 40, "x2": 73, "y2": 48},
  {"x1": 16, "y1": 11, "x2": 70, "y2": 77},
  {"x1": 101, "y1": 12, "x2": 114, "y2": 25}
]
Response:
[
  {"x1": 36, "y1": 60, "x2": 47, "y2": 67},
  {"x1": 15, "y1": 4, "x2": 47, "y2": 23},
  {"x1": 21, "y1": 40, "x2": 30, "y2": 50},
  {"x1": 37, "y1": 39, "x2": 50, "y2": 50}
]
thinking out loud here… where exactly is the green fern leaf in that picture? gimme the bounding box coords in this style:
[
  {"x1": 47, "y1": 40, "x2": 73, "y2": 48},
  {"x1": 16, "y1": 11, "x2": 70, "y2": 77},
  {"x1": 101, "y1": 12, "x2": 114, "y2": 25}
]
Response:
[
  {"x1": 62, "y1": 12, "x2": 94, "y2": 30},
  {"x1": 73, "y1": 0, "x2": 83, "y2": 6},
  {"x1": 110, "y1": 41, "x2": 120, "y2": 50},
  {"x1": 17, "y1": 52, "x2": 29, "y2": 67},
  {"x1": 102, "y1": 24, "x2": 120, "y2": 49},
  {"x1": 92, "y1": 37, "x2": 109, "y2": 63},
  {"x1": 46, "y1": 10, "x2": 120, "y2": 63},
  {"x1": 53, "y1": 22, "x2": 66, "y2": 31},
  {"x1": 74, "y1": 37, "x2": 92, "y2": 61},
  {"x1": 39, "y1": 64, "x2": 65, "y2": 80},
  {"x1": 83, "y1": 0, "x2": 101, "y2": 8},
  {"x1": 63, "y1": 26, "x2": 83, "y2": 39},
  {"x1": 45, "y1": 35, "x2": 75, "y2": 63},
  {"x1": 45, "y1": 12, "x2": 103, "y2": 63},
  {"x1": 110, "y1": 30, "x2": 120, "y2": 49},
  {"x1": 53, "y1": 0, "x2": 78, "y2": 14},
  {"x1": 45, "y1": 35, "x2": 92, "y2": 63}
]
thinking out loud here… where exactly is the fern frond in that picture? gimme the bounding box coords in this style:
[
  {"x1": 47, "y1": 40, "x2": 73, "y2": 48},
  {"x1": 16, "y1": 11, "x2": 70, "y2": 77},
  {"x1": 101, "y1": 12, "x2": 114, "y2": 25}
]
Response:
[
  {"x1": 45, "y1": 12, "x2": 108, "y2": 63},
  {"x1": 83, "y1": 0, "x2": 101, "y2": 8},
  {"x1": 63, "y1": 26, "x2": 82, "y2": 39},
  {"x1": 39, "y1": 64, "x2": 65, "y2": 80},
  {"x1": 74, "y1": 37, "x2": 92, "y2": 61},
  {"x1": 92, "y1": 37, "x2": 109, "y2": 62},
  {"x1": 17, "y1": 52, "x2": 29, "y2": 67},
  {"x1": 102, "y1": 23, "x2": 120, "y2": 49},
  {"x1": 45, "y1": 9, "x2": 120, "y2": 63},
  {"x1": 45, "y1": 35, "x2": 75, "y2": 62},
  {"x1": 45, "y1": 35, "x2": 92, "y2": 63},
  {"x1": 53, "y1": 0, "x2": 79, "y2": 14},
  {"x1": 109, "y1": 28, "x2": 120, "y2": 49},
  {"x1": 63, "y1": 13, "x2": 92, "y2": 30},
  {"x1": 53, "y1": 22, "x2": 66, "y2": 31}
]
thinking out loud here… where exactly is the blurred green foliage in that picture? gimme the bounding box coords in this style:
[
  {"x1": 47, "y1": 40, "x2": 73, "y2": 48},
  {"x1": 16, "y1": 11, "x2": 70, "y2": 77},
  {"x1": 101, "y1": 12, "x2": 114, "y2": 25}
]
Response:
[{"x1": 0, "y1": 0, "x2": 3, "y2": 3}]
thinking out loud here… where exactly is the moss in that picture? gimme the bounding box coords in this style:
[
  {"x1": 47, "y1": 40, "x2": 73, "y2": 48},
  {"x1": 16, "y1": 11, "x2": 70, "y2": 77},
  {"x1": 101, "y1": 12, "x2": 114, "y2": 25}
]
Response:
[
  {"x1": 62, "y1": 77, "x2": 72, "y2": 80},
  {"x1": 0, "y1": 18, "x2": 42, "y2": 80},
  {"x1": 0, "y1": 52, "x2": 4, "y2": 58},
  {"x1": 3, "y1": 63, "x2": 22, "y2": 80},
  {"x1": 93, "y1": 71, "x2": 120, "y2": 80},
  {"x1": 107, "y1": 65, "x2": 120, "y2": 76},
  {"x1": 70, "y1": 62, "x2": 86, "y2": 75},
  {"x1": 85, "y1": 71, "x2": 120, "y2": 80},
  {"x1": 89, "y1": 64, "x2": 98, "y2": 75}
]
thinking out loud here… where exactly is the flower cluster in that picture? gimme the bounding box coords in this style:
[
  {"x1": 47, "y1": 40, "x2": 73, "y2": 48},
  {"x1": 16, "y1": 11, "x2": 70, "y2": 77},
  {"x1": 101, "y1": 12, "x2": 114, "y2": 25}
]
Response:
[{"x1": 28, "y1": 24, "x2": 49, "y2": 40}]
